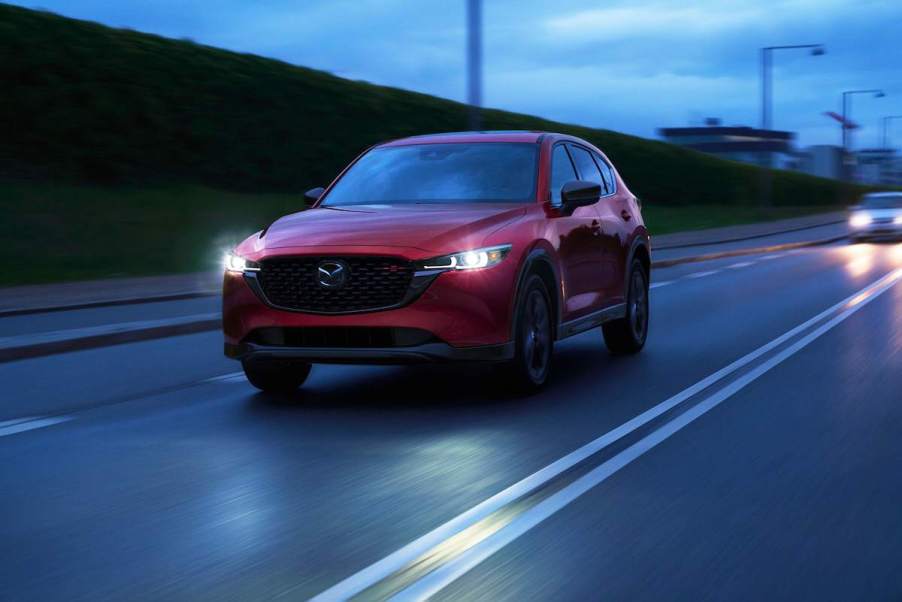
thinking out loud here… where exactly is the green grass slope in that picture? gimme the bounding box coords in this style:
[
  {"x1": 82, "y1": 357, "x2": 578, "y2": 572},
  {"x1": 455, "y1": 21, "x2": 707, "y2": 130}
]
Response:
[{"x1": 1, "y1": 3, "x2": 862, "y2": 205}]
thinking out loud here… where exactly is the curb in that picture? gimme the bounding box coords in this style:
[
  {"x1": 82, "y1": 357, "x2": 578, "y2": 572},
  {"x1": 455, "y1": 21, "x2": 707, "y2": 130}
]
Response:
[
  {"x1": 0, "y1": 290, "x2": 218, "y2": 319},
  {"x1": 651, "y1": 235, "x2": 846, "y2": 269},
  {"x1": 653, "y1": 218, "x2": 846, "y2": 251},
  {"x1": 0, "y1": 314, "x2": 220, "y2": 363}
]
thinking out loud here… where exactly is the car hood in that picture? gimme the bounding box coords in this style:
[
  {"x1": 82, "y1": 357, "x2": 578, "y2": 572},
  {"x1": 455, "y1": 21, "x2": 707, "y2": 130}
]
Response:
[{"x1": 259, "y1": 204, "x2": 527, "y2": 253}]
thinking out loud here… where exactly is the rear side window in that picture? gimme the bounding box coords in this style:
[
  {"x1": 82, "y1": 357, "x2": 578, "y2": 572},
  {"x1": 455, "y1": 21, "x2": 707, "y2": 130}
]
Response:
[
  {"x1": 593, "y1": 153, "x2": 616, "y2": 194},
  {"x1": 550, "y1": 145, "x2": 577, "y2": 205},
  {"x1": 568, "y1": 146, "x2": 605, "y2": 193}
]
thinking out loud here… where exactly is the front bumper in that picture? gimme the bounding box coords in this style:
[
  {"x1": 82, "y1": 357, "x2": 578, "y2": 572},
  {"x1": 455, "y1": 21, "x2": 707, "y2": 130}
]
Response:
[
  {"x1": 225, "y1": 340, "x2": 514, "y2": 364},
  {"x1": 222, "y1": 252, "x2": 521, "y2": 355}
]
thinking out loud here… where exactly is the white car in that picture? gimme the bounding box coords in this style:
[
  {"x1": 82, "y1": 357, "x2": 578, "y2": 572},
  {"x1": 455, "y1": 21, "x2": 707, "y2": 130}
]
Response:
[{"x1": 849, "y1": 192, "x2": 902, "y2": 242}]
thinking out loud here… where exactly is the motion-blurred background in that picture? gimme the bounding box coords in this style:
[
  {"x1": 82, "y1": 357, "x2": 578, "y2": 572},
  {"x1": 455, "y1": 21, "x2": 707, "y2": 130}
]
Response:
[{"x1": 0, "y1": 0, "x2": 899, "y2": 286}]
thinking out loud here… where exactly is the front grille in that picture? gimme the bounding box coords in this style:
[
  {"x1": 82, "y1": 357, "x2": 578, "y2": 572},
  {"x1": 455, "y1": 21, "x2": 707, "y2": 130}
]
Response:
[
  {"x1": 257, "y1": 256, "x2": 414, "y2": 313},
  {"x1": 245, "y1": 327, "x2": 438, "y2": 348}
]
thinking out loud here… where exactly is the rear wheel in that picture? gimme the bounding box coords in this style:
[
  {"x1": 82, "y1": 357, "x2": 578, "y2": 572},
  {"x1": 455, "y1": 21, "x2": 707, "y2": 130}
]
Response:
[
  {"x1": 501, "y1": 274, "x2": 554, "y2": 392},
  {"x1": 242, "y1": 359, "x2": 311, "y2": 393},
  {"x1": 602, "y1": 259, "x2": 649, "y2": 354}
]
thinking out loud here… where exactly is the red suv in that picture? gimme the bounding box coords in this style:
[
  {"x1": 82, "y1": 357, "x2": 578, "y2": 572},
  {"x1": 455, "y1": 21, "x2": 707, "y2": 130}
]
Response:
[{"x1": 223, "y1": 131, "x2": 650, "y2": 392}]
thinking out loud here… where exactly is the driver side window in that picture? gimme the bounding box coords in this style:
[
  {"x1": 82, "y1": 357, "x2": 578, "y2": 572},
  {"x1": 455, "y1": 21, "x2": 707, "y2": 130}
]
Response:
[{"x1": 550, "y1": 145, "x2": 577, "y2": 206}]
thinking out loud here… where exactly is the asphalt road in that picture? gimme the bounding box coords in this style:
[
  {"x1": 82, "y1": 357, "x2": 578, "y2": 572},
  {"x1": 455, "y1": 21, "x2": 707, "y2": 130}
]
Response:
[{"x1": 1, "y1": 240, "x2": 901, "y2": 601}]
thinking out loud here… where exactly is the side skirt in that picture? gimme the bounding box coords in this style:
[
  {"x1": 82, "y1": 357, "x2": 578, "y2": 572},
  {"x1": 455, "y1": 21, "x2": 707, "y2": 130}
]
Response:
[{"x1": 557, "y1": 303, "x2": 626, "y2": 340}]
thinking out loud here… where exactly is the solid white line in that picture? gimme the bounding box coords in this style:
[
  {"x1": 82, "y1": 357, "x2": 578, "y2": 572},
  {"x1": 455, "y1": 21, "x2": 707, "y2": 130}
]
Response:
[
  {"x1": 759, "y1": 253, "x2": 784, "y2": 260},
  {"x1": 0, "y1": 416, "x2": 73, "y2": 438},
  {"x1": 687, "y1": 270, "x2": 720, "y2": 278},
  {"x1": 310, "y1": 268, "x2": 902, "y2": 601},
  {"x1": 0, "y1": 416, "x2": 39, "y2": 429},
  {"x1": 391, "y1": 268, "x2": 902, "y2": 601},
  {"x1": 726, "y1": 261, "x2": 756, "y2": 269},
  {"x1": 649, "y1": 281, "x2": 674, "y2": 289},
  {"x1": 203, "y1": 371, "x2": 245, "y2": 384}
]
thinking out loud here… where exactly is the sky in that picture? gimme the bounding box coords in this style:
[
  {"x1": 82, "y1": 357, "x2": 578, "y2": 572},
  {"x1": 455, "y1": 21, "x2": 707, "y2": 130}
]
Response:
[{"x1": 13, "y1": 0, "x2": 902, "y2": 149}]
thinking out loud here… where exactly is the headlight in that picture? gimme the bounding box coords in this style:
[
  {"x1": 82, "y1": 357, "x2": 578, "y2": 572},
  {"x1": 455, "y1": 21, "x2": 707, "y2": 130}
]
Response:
[
  {"x1": 849, "y1": 213, "x2": 872, "y2": 228},
  {"x1": 419, "y1": 244, "x2": 512, "y2": 271},
  {"x1": 894, "y1": 216, "x2": 902, "y2": 225},
  {"x1": 224, "y1": 252, "x2": 260, "y2": 273}
]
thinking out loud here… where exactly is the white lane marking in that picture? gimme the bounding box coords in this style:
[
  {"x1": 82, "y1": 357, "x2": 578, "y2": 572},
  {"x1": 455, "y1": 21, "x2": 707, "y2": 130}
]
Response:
[
  {"x1": 0, "y1": 416, "x2": 73, "y2": 438},
  {"x1": 650, "y1": 281, "x2": 674, "y2": 289},
  {"x1": 310, "y1": 268, "x2": 902, "y2": 601},
  {"x1": 726, "y1": 261, "x2": 756, "y2": 269},
  {"x1": 203, "y1": 371, "x2": 246, "y2": 384},
  {"x1": 687, "y1": 270, "x2": 720, "y2": 278},
  {"x1": 759, "y1": 253, "x2": 784, "y2": 260},
  {"x1": 391, "y1": 268, "x2": 902, "y2": 601}
]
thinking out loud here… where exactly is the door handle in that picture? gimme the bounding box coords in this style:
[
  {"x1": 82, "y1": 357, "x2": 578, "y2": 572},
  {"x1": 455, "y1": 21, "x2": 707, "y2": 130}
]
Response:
[{"x1": 620, "y1": 210, "x2": 632, "y2": 221}]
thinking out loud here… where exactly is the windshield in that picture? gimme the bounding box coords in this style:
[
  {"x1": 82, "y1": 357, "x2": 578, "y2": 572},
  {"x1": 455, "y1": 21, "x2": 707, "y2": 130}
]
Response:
[
  {"x1": 321, "y1": 142, "x2": 538, "y2": 206},
  {"x1": 861, "y1": 194, "x2": 902, "y2": 209}
]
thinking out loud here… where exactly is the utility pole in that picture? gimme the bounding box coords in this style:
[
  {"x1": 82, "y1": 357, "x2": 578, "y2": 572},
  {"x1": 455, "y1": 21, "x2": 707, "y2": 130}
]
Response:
[{"x1": 466, "y1": 0, "x2": 482, "y2": 131}]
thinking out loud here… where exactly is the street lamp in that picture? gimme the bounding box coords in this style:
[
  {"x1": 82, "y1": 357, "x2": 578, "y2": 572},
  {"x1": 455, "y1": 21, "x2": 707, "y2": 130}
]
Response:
[
  {"x1": 841, "y1": 89, "x2": 885, "y2": 152},
  {"x1": 881, "y1": 115, "x2": 902, "y2": 150},
  {"x1": 758, "y1": 43, "x2": 824, "y2": 207},
  {"x1": 466, "y1": 0, "x2": 482, "y2": 131},
  {"x1": 760, "y1": 44, "x2": 825, "y2": 133}
]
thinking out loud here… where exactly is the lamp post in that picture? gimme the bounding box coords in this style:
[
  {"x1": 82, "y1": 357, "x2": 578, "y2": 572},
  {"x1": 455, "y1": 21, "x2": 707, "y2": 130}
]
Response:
[
  {"x1": 841, "y1": 89, "x2": 885, "y2": 181},
  {"x1": 842, "y1": 89, "x2": 885, "y2": 152},
  {"x1": 881, "y1": 115, "x2": 902, "y2": 150},
  {"x1": 758, "y1": 44, "x2": 824, "y2": 206},
  {"x1": 466, "y1": 0, "x2": 482, "y2": 131},
  {"x1": 760, "y1": 44, "x2": 825, "y2": 134}
]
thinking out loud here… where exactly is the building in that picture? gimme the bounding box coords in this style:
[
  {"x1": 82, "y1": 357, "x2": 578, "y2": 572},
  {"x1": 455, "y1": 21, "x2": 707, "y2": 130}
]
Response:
[
  {"x1": 854, "y1": 149, "x2": 902, "y2": 186},
  {"x1": 658, "y1": 121, "x2": 796, "y2": 169},
  {"x1": 798, "y1": 145, "x2": 844, "y2": 180}
]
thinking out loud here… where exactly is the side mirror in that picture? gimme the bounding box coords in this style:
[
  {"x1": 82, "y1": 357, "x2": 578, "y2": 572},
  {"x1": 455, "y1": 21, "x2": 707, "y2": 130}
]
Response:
[
  {"x1": 560, "y1": 180, "x2": 601, "y2": 215},
  {"x1": 304, "y1": 186, "x2": 325, "y2": 205}
]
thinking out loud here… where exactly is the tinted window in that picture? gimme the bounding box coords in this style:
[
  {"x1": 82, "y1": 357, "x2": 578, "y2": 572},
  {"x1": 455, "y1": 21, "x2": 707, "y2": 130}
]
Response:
[
  {"x1": 593, "y1": 153, "x2": 615, "y2": 194},
  {"x1": 861, "y1": 194, "x2": 902, "y2": 209},
  {"x1": 322, "y1": 143, "x2": 538, "y2": 206},
  {"x1": 550, "y1": 145, "x2": 577, "y2": 205},
  {"x1": 568, "y1": 146, "x2": 605, "y2": 192}
]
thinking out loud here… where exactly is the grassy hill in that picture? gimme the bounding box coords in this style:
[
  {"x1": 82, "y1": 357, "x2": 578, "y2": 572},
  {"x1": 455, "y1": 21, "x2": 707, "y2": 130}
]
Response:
[{"x1": 0, "y1": 4, "x2": 861, "y2": 285}]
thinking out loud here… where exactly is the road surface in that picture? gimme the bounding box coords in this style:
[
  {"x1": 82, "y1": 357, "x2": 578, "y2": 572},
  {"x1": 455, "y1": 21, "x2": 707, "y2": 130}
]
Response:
[{"x1": 2, "y1": 240, "x2": 901, "y2": 601}]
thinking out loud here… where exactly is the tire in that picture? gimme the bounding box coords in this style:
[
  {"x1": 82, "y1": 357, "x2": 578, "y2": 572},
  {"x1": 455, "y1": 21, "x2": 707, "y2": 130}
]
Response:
[
  {"x1": 501, "y1": 274, "x2": 554, "y2": 393},
  {"x1": 242, "y1": 359, "x2": 312, "y2": 393},
  {"x1": 602, "y1": 259, "x2": 649, "y2": 355}
]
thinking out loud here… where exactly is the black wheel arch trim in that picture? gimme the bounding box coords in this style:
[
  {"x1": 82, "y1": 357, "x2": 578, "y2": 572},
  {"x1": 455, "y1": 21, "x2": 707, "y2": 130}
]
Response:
[
  {"x1": 510, "y1": 247, "x2": 562, "y2": 341},
  {"x1": 624, "y1": 235, "x2": 651, "y2": 299}
]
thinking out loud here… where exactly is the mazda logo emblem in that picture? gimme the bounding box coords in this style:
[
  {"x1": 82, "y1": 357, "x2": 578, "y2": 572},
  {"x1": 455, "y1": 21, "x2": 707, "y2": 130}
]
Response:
[{"x1": 316, "y1": 260, "x2": 348, "y2": 289}]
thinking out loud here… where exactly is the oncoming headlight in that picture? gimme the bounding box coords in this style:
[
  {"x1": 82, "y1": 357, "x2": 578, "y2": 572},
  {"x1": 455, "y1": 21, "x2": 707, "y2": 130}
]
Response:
[
  {"x1": 224, "y1": 252, "x2": 260, "y2": 273},
  {"x1": 419, "y1": 244, "x2": 512, "y2": 271},
  {"x1": 849, "y1": 213, "x2": 872, "y2": 228}
]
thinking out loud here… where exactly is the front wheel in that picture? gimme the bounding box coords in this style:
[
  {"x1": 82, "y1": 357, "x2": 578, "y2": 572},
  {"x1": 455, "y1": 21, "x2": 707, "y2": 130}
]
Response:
[
  {"x1": 500, "y1": 274, "x2": 554, "y2": 393},
  {"x1": 602, "y1": 259, "x2": 649, "y2": 354},
  {"x1": 242, "y1": 359, "x2": 311, "y2": 393}
]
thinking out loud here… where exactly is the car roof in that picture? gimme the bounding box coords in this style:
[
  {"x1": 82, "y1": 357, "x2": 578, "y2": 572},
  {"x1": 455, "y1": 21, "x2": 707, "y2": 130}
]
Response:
[{"x1": 379, "y1": 131, "x2": 547, "y2": 147}]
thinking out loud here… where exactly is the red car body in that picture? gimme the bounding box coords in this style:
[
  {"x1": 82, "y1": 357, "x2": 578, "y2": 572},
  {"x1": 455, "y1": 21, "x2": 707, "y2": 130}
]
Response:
[{"x1": 223, "y1": 131, "x2": 649, "y2": 372}]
